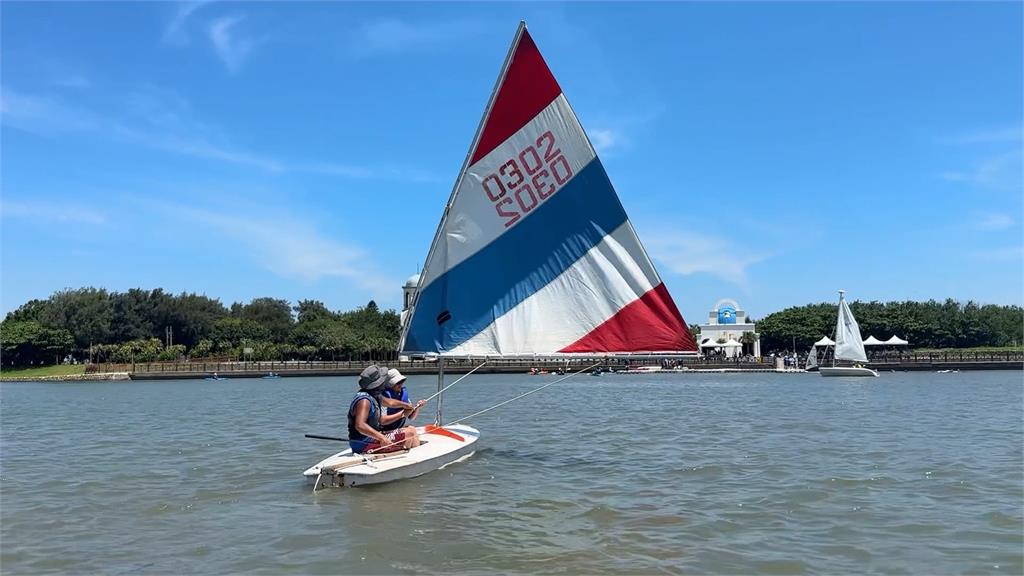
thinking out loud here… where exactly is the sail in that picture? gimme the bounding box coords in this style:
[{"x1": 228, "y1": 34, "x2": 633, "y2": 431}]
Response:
[
  {"x1": 399, "y1": 23, "x2": 696, "y2": 357},
  {"x1": 806, "y1": 346, "x2": 818, "y2": 369},
  {"x1": 834, "y1": 292, "x2": 868, "y2": 363}
]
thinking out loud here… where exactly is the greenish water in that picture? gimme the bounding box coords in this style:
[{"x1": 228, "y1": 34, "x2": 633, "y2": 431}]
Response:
[{"x1": 1, "y1": 371, "x2": 1021, "y2": 574}]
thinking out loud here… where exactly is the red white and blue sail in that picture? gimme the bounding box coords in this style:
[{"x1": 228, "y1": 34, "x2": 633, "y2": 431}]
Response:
[{"x1": 399, "y1": 23, "x2": 696, "y2": 357}]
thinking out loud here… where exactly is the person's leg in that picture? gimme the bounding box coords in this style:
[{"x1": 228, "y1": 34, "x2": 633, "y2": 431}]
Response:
[{"x1": 402, "y1": 425, "x2": 420, "y2": 448}]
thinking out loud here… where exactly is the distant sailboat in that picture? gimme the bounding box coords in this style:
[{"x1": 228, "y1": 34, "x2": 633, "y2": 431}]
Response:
[
  {"x1": 805, "y1": 346, "x2": 819, "y2": 372},
  {"x1": 820, "y1": 290, "x2": 879, "y2": 377}
]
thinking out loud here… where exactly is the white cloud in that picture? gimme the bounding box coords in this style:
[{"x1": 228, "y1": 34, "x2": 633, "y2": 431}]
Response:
[
  {"x1": 971, "y1": 246, "x2": 1024, "y2": 262},
  {"x1": 150, "y1": 201, "x2": 396, "y2": 298},
  {"x1": 0, "y1": 200, "x2": 107, "y2": 225},
  {"x1": 0, "y1": 87, "x2": 433, "y2": 180},
  {"x1": 351, "y1": 18, "x2": 482, "y2": 56},
  {"x1": 972, "y1": 212, "x2": 1015, "y2": 231},
  {"x1": 644, "y1": 229, "x2": 770, "y2": 287},
  {"x1": 208, "y1": 15, "x2": 256, "y2": 73},
  {"x1": 951, "y1": 125, "x2": 1023, "y2": 145},
  {"x1": 942, "y1": 149, "x2": 1023, "y2": 192},
  {"x1": 589, "y1": 129, "x2": 618, "y2": 154},
  {"x1": 163, "y1": 1, "x2": 209, "y2": 45}
]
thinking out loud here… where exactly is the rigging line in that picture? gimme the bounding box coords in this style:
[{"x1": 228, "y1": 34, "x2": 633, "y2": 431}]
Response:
[
  {"x1": 421, "y1": 360, "x2": 488, "y2": 405},
  {"x1": 446, "y1": 362, "x2": 601, "y2": 427}
]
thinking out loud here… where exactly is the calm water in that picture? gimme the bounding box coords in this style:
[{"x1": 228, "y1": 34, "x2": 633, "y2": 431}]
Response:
[{"x1": 1, "y1": 371, "x2": 1022, "y2": 574}]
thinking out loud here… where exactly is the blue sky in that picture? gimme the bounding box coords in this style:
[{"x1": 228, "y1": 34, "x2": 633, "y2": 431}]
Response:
[{"x1": 2, "y1": 2, "x2": 1021, "y2": 324}]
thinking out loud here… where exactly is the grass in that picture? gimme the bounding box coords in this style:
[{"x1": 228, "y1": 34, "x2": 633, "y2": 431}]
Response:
[{"x1": 0, "y1": 365, "x2": 87, "y2": 378}]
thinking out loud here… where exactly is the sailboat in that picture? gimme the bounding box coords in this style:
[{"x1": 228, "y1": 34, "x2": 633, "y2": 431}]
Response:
[
  {"x1": 819, "y1": 290, "x2": 879, "y2": 377},
  {"x1": 305, "y1": 22, "x2": 697, "y2": 489},
  {"x1": 805, "y1": 346, "x2": 819, "y2": 372}
]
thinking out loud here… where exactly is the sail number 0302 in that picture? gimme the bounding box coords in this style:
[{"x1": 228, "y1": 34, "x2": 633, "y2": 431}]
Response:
[{"x1": 481, "y1": 130, "x2": 573, "y2": 228}]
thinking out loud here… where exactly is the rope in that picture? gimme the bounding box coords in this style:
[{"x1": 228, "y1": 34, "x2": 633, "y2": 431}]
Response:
[
  {"x1": 421, "y1": 360, "x2": 488, "y2": 405},
  {"x1": 447, "y1": 362, "x2": 600, "y2": 426},
  {"x1": 360, "y1": 361, "x2": 599, "y2": 455}
]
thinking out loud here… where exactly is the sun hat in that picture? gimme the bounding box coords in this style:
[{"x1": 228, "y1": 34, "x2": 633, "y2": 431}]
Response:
[
  {"x1": 358, "y1": 365, "x2": 389, "y2": 391},
  {"x1": 385, "y1": 368, "x2": 407, "y2": 388}
]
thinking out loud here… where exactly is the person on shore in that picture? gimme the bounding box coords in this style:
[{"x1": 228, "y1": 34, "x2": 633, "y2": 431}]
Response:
[
  {"x1": 347, "y1": 365, "x2": 420, "y2": 454},
  {"x1": 380, "y1": 368, "x2": 426, "y2": 432}
]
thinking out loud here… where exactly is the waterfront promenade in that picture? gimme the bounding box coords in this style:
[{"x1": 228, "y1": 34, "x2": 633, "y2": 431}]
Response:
[{"x1": 44, "y1": 351, "x2": 1020, "y2": 381}]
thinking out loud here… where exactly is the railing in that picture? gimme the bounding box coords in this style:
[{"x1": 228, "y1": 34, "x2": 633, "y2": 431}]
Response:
[{"x1": 85, "y1": 351, "x2": 1022, "y2": 375}]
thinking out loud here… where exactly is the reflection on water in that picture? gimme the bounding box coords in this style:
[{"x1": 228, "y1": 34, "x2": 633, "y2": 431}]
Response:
[{"x1": 2, "y1": 371, "x2": 1022, "y2": 574}]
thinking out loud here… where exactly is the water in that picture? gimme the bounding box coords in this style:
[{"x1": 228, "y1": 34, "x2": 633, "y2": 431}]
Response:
[{"x1": 2, "y1": 371, "x2": 1021, "y2": 574}]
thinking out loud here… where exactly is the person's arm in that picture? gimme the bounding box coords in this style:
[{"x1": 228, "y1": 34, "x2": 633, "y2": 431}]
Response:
[
  {"x1": 407, "y1": 399, "x2": 427, "y2": 421},
  {"x1": 379, "y1": 409, "x2": 407, "y2": 426},
  {"x1": 353, "y1": 399, "x2": 388, "y2": 444},
  {"x1": 379, "y1": 395, "x2": 414, "y2": 411}
]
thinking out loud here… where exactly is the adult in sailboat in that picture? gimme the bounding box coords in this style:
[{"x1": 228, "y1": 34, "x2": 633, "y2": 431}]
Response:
[{"x1": 348, "y1": 365, "x2": 421, "y2": 454}]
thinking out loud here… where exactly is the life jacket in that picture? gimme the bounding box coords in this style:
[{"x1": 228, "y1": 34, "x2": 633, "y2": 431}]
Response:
[
  {"x1": 379, "y1": 388, "x2": 408, "y2": 432},
  {"x1": 347, "y1": 391, "x2": 381, "y2": 441}
]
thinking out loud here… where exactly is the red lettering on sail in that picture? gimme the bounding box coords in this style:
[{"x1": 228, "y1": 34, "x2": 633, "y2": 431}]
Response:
[{"x1": 486, "y1": 131, "x2": 574, "y2": 227}]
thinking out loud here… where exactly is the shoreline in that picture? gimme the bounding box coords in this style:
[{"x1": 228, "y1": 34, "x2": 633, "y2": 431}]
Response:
[{"x1": 2, "y1": 359, "x2": 1020, "y2": 382}]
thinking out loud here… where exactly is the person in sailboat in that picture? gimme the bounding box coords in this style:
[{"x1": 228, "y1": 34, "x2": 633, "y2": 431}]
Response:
[
  {"x1": 380, "y1": 368, "x2": 426, "y2": 433},
  {"x1": 348, "y1": 365, "x2": 421, "y2": 454}
]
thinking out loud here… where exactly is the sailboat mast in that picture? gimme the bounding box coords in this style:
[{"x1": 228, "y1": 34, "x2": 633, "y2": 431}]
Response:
[
  {"x1": 833, "y1": 290, "x2": 846, "y2": 367},
  {"x1": 436, "y1": 357, "x2": 445, "y2": 425}
]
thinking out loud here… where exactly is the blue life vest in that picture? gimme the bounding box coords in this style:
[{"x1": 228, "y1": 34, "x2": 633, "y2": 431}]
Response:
[
  {"x1": 380, "y1": 387, "x2": 409, "y2": 432},
  {"x1": 347, "y1": 392, "x2": 381, "y2": 442}
]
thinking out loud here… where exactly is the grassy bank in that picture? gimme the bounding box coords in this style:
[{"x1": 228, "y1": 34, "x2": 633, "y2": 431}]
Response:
[{"x1": 0, "y1": 365, "x2": 87, "y2": 378}]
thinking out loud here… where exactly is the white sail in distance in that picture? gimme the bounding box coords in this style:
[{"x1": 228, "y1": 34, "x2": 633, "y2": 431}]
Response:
[{"x1": 834, "y1": 291, "x2": 868, "y2": 363}]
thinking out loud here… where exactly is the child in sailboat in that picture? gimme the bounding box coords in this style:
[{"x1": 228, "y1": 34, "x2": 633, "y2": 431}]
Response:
[
  {"x1": 381, "y1": 368, "x2": 426, "y2": 432},
  {"x1": 348, "y1": 365, "x2": 421, "y2": 454}
]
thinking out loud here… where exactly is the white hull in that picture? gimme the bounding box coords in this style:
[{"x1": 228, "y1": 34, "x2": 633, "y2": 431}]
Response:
[
  {"x1": 820, "y1": 366, "x2": 879, "y2": 377},
  {"x1": 304, "y1": 424, "x2": 479, "y2": 489}
]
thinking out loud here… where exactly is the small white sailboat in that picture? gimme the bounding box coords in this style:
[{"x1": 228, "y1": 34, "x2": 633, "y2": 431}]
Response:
[
  {"x1": 306, "y1": 21, "x2": 697, "y2": 488},
  {"x1": 820, "y1": 290, "x2": 879, "y2": 377},
  {"x1": 805, "y1": 346, "x2": 819, "y2": 372}
]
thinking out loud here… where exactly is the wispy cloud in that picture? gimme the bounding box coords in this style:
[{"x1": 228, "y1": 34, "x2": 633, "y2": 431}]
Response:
[
  {"x1": 1, "y1": 87, "x2": 433, "y2": 180},
  {"x1": 589, "y1": 129, "x2": 619, "y2": 154},
  {"x1": 208, "y1": 15, "x2": 257, "y2": 73},
  {"x1": 971, "y1": 212, "x2": 1015, "y2": 231},
  {"x1": 644, "y1": 229, "x2": 770, "y2": 287},
  {"x1": 148, "y1": 200, "x2": 396, "y2": 297},
  {"x1": 971, "y1": 245, "x2": 1024, "y2": 262},
  {"x1": 941, "y1": 149, "x2": 1023, "y2": 192},
  {"x1": 949, "y1": 124, "x2": 1023, "y2": 145},
  {"x1": 0, "y1": 200, "x2": 107, "y2": 225},
  {"x1": 351, "y1": 18, "x2": 482, "y2": 57},
  {"x1": 163, "y1": 1, "x2": 209, "y2": 45}
]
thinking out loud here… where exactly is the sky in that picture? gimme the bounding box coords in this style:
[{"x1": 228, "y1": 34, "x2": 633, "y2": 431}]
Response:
[{"x1": 2, "y1": 1, "x2": 1022, "y2": 325}]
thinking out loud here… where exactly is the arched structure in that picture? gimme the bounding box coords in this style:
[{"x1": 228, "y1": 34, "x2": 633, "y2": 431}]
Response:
[{"x1": 697, "y1": 299, "x2": 760, "y2": 358}]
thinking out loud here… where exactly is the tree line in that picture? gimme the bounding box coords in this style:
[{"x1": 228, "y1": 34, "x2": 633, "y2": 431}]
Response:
[
  {"x1": 1, "y1": 288, "x2": 1021, "y2": 367},
  {"x1": 752, "y1": 299, "x2": 1022, "y2": 353},
  {"x1": 1, "y1": 288, "x2": 399, "y2": 366}
]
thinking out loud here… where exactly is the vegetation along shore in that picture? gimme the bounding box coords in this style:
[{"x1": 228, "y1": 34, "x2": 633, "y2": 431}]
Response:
[{"x1": 2, "y1": 287, "x2": 1021, "y2": 379}]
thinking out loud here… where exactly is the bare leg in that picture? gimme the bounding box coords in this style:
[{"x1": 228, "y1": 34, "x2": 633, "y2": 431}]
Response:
[{"x1": 402, "y1": 426, "x2": 420, "y2": 448}]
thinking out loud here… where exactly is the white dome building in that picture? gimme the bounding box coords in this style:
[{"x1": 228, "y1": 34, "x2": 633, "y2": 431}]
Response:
[{"x1": 402, "y1": 273, "x2": 420, "y2": 312}]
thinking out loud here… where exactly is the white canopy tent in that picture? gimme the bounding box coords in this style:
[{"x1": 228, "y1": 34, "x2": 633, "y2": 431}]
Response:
[
  {"x1": 723, "y1": 339, "x2": 743, "y2": 348},
  {"x1": 862, "y1": 335, "x2": 885, "y2": 346},
  {"x1": 884, "y1": 335, "x2": 909, "y2": 345},
  {"x1": 699, "y1": 339, "x2": 721, "y2": 348},
  {"x1": 814, "y1": 336, "x2": 835, "y2": 347}
]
